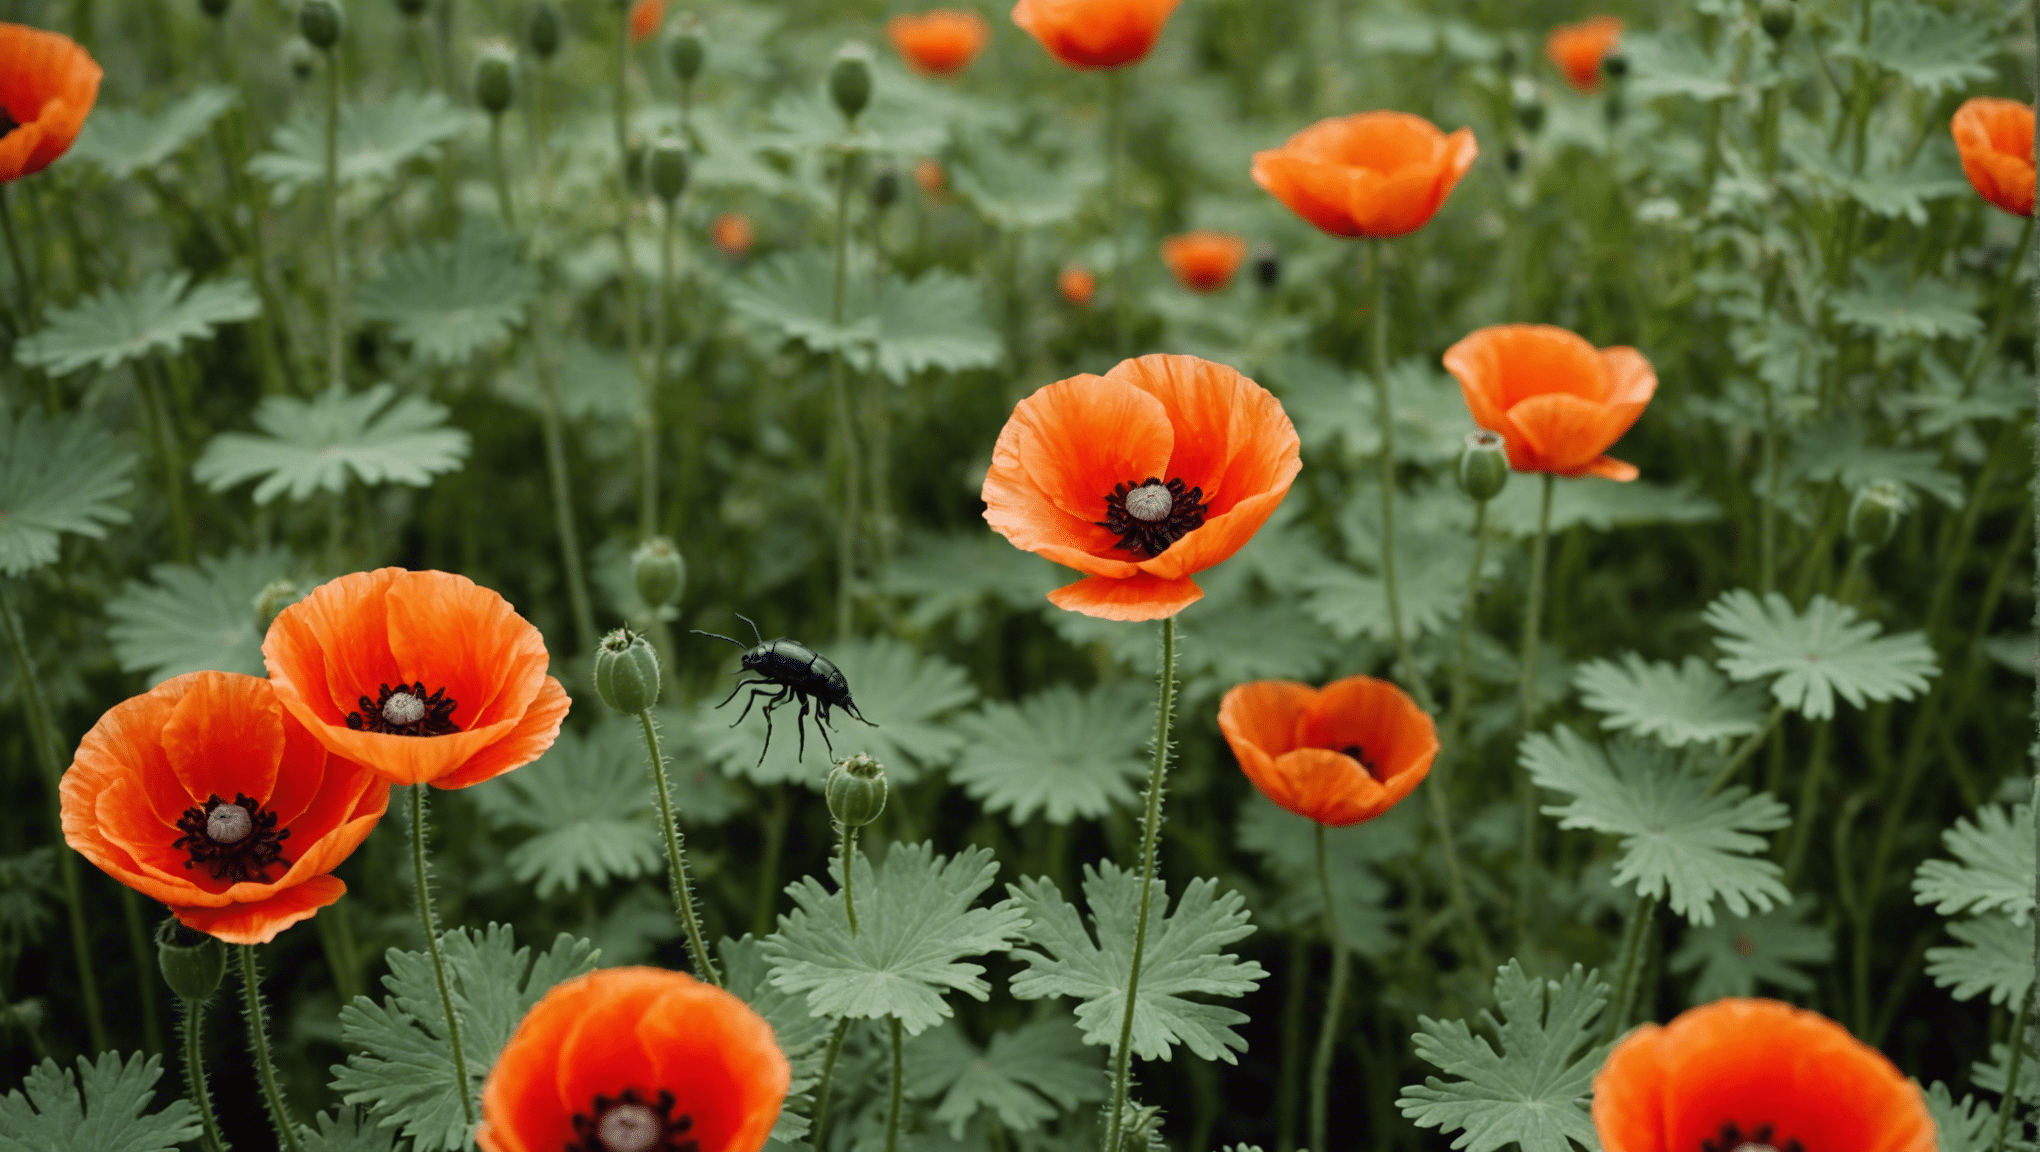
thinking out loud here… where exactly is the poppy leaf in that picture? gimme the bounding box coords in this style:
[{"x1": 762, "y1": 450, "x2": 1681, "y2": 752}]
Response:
[
  {"x1": 0, "y1": 405, "x2": 135, "y2": 577},
  {"x1": 1971, "y1": 1029, "x2": 2040, "y2": 1104},
  {"x1": 906, "y1": 1017, "x2": 1106, "y2": 1138},
  {"x1": 1521, "y1": 726, "x2": 1791, "y2": 925},
  {"x1": 1706, "y1": 589, "x2": 1939, "y2": 720},
  {"x1": 722, "y1": 935, "x2": 832, "y2": 1146},
  {"x1": 1925, "y1": 912, "x2": 2033, "y2": 1008},
  {"x1": 1829, "y1": 265, "x2": 1985, "y2": 342},
  {"x1": 14, "y1": 271, "x2": 261, "y2": 376},
  {"x1": 861, "y1": 268, "x2": 1002, "y2": 384},
  {"x1": 1924, "y1": 1081, "x2": 1999, "y2": 1152},
  {"x1": 353, "y1": 228, "x2": 540, "y2": 366},
  {"x1": 466, "y1": 721, "x2": 668, "y2": 897},
  {"x1": 1912, "y1": 801, "x2": 2037, "y2": 925},
  {"x1": 1006, "y1": 862, "x2": 1269, "y2": 1063},
  {"x1": 68, "y1": 85, "x2": 237, "y2": 179},
  {"x1": 762, "y1": 841, "x2": 1029, "y2": 1036},
  {"x1": 877, "y1": 530, "x2": 1063, "y2": 634},
  {"x1": 1573, "y1": 653, "x2": 1769, "y2": 747},
  {"x1": 193, "y1": 382, "x2": 471, "y2": 504},
  {"x1": 1395, "y1": 959, "x2": 1611, "y2": 1152},
  {"x1": 332, "y1": 925, "x2": 598, "y2": 1152},
  {"x1": 952, "y1": 145, "x2": 1103, "y2": 230},
  {"x1": 1621, "y1": 29, "x2": 1734, "y2": 101},
  {"x1": 1236, "y1": 795, "x2": 1413, "y2": 959},
  {"x1": 249, "y1": 90, "x2": 470, "y2": 198},
  {"x1": 1831, "y1": 0, "x2": 1997, "y2": 94},
  {"x1": 1786, "y1": 415, "x2": 1965, "y2": 509},
  {"x1": 104, "y1": 546, "x2": 297, "y2": 684},
  {"x1": 951, "y1": 682, "x2": 1152, "y2": 825},
  {"x1": 1666, "y1": 895, "x2": 1833, "y2": 1004},
  {"x1": 0, "y1": 1051, "x2": 201, "y2": 1152},
  {"x1": 301, "y1": 1107, "x2": 403, "y2": 1152},
  {"x1": 1484, "y1": 476, "x2": 1723, "y2": 537},
  {"x1": 727, "y1": 248, "x2": 879, "y2": 356}
]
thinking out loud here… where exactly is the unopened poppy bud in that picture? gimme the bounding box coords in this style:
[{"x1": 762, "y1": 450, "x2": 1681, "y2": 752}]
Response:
[
  {"x1": 1458, "y1": 431, "x2": 1511, "y2": 502},
  {"x1": 871, "y1": 163, "x2": 900, "y2": 210},
  {"x1": 633, "y1": 537, "x2": 687, "y2": 608},
  {"x1": 1252, "y1": 244, "x2": 1280, "y2": 289},
  {"x1": 199, "y1": 0, "x2": 231, "y2": 18},
  {"x1": 667, "y1": 20, "x2": 705, "y2": 83},
  {"x1": 1847, "y1": 482, "x2": 1904, "y2": 551},
  {"x1": 1504, "y1": 144, "x2": 1524, "y2": 173},
  {"x1": 299, "y1": 0, "x2": 344, "y2": 50},
  {"x1": 623, "y1": 136, "x2": 648, "y2": 194},
  {"x1": 395, "y1": 0, "x2": 426, "y2": 16},
  {"x1": 1602, "y1": 51, "x2": 1628, "y2": 81},
  {"x1": 473, "y1": 46, "x2": 517, "y2": 117},
  {"x1": 595, "y1": 628, "x2": 662, "y2": 714},
  {"x1": 648, "y1": 136, "x2": 690, "y2": 201},
  {"x1": 829, "y1": 43, "x2": 874, "y2": 122},
  {"x1": 285, "y1": 37, "x2": 317, "y2": 80},
  {"x1": 156, "y1": 917, "x2": 226, "y2": 1002},
  {"x1": 253, "y1": 580, "x2": 302, "y2": 630},
  {"x1": 825, "y1": 754, "x2": 887, "y2": 828},
  {"x1": 528, "y1": 1, "x2": 562, "y2": 59},
  {"x1": 1511, "y1": 77, "x2": 1545, "y2": 134},
  {"x1": 1760, "y1": 0, "x2": 1796, "y2": 41},
  {"x1": 1498, "y1": 44, "x2": 1518, "y2": 74}
]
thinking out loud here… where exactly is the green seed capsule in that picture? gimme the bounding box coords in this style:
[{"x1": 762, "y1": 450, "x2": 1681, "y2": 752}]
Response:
[
  {"x1": 870, "y1": 164, "x2": 900, "y2": 210},
  {"x1": 156, "y1": 918, "x2": 226, "y2": 1002},
  {"x1": 633, "y1": 536, "x2": 687, "y2": 608},
  {"x1": 1847, "y1": 482, "x2": 1904, "y2": 551},
  {"x1": 826, "y1": 754, "x2": 887, "y2": 828},
  {"x1": 199, "y1": 0, "x2": 231, "y2": 19},
  {"x1": 595, "y1": 628, "x2": 662, "y2": 714},
  {"x1": 648, "y1": 136, "x2": 690, "y2": 202},
  {"x1": 528, "y1": 1, "x2": 562, "y2": 60},
  {"x1": 395, "y1": 0, "x2": 426, "y2": 16},
  {"x1": 1511, "y1": 77, "x2": 1545, "y2": 135},
  {"x1": 667, "y1": 22, "x2": 705, "y2": 83},
  {"x1": 285, "y1": 38, "x2": 318, "y2": 81},
  {"x1": 299, "y1": 0, "x2": 344, "y2": 50},
  {"x1": 828, "y1": 44, "x2": 874, "y2": 122},
  {"x1": 473, "y1": 47, "x2": 517, "y2": 117},
  {"x1": 1458, "y1": 430, "x2": 1511, "y2": 503},
  {"x1": 1760, "y1": 0, "x2": 1796, "y2": 41}
]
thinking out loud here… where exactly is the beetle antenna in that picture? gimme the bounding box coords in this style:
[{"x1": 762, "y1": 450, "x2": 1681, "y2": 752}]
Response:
[
  {"x1": 689, "y1": 629, "x2": 746, "y2": 649},
  {"x1": 735, "y1": 612, "x2": 765, "y2": 645}
]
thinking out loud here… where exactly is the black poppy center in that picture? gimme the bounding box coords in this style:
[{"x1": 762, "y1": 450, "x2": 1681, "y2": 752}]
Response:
[
  {"x1": 347, "y1": 681, "x2": 460, "y2": 737},
  {"x1": 0, "y1": 107, "x2": 16, "y2": 139},
  {"x1": 1340, "y1": 744, "x2": 1382, "y2": 780},
  {"x1": 1098, "y1": 476, "x2": 1209, "y2": 559},
  {"x1": 1701, "y1": 1122, "x2": 1802, "y2": 1152},
  {"x1": 173, "y1": 793, "x2": 290, "y2": 883},
  {"x1": 570, "y1": 1088, "x2": 696, "y2": 1152}
]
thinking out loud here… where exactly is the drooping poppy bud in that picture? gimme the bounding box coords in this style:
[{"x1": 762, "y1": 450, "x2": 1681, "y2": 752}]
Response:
[
  {"x1": 299, "y1": 0, "x2": 344, "y2": 50},
  {"x1": 156, "y1": 917, "x2": 227, "y2": 1001},
  {"x1": 473, "y1": 45, "x2": 517, "y2": 117},
  {"x1": 595, "y1": 628, "x2": 662, "y2": 715},
  {"x1": 829, "y1": 43, "x2": 874, "y2": 122},
  {"x1": 528, "y1": 1, "x2": 562, "y2": 60},
  {"x1": 1952, "y1": 98, "x2": 2035, "y2": 218},
  {"x1": 1760, "y1": 0, "x2": 1796, "y2": 41},
  {"x1": 1847, "y1": 482, "x2": 1904, "y2": 551},
  {"x1": 825, "y1": 754, "x2": 887, "y2": 828},
  {"x1": 1546, "y1": 15, "x2": 1621, "y2": 93},
  {"x1": 648, "y1": 135, "x2": 689, "y2": 202},
  {"x1": 667, "y1": 19, "x2": 705, "y2": 83},
  {"x1": 1058, "y1": 265, "x2": 1096, "y2": 306},
  {"x1": 633, "y1": 537, "x2": 687, "y2": 608},
  {"x1": 1457, "y1": 430, "x2": 1510, "y2": 502},
  {"x1": 285, "y1": 37, "x2": 317, "y2": 80}
]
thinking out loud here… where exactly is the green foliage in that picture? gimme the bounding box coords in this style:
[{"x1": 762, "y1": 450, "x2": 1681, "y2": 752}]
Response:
[
  {"x1": 250, "y1": 90, "x2": 470, "y2": 196},
  {"x1": 1483, "y1": 477, "x2": 1721, "y2": 537},
  {"x1": 0, "y1": 405, "x2": 134, "y2": 577},
  {"x1": 69, "y1": 87, "x2": 238, "y2": 179},
  {"x1": 0, "y1": 1052, "x2": 199, "y2": 1152},
  {"x1": 728, "y1": 251, "x2": 1000, "y2": 381},
  {"x1": 953, "y1": 146, "x2": 1102, "y2": 229},
  {"x1": 722, "y1": 935, "x2": 832, "y2": 1145},
  {"x1": 951, "y1": 682, "x2": 1153, "y2": 824},
  {"x1": 194, "y1": 382, "x2": 471, "y2": 504},
  {"x1": 1007, "y1": 863, "x2": 1268, "y2": 1063},
  {"x1": 1623, "y1": 29, "x2": 1733, "y2": 101},
  {"x1": 1397, "y1": 961, "x2": 1610, "y2": 1152},
  {"x1": 1832, "y1": 0, "x2": 1998, "y2": 93},
  {"x1": 1235, "y1": 795, "x2": 1412, "y2": 958},
  {"x1": 1924, "y1": 913, "x2": 2032, "y2": 1008},
  {"x1": 15, "y1": 272, "x2": 260, "y2": 376},
  {"x1": 354, "y1": 230, "x2": 541, "y2": 366},
  {"x1": 861, "y1": 269, "x2": 1003, "y2": 384},
  {"x1": 104, "y1": 546, "x2": 296, "y2": 683},
  {"x1": 1913, "y1": 802, "x2": 2036, "y2": 924},
  {"x1": 1706, "y1": 590, "x2": 1938, "y2": 720},
  {"x1": 908, "y1": 1017, "x2": 1106, "y2": 1137},
  {"x1": 1828, "y1": 266, "x2": 1983, "y2": 342},
  {"x1": 467, "y1": 720, "x2": 666, "y2": 897},
  {"x1": 1668, "y1": 896, "x2": 1832, "y2": 1003},
  {"x1": 0, "y1": 848, "x2": 56, "y2": 956},
  {"x1": 301, "y1": 1108, "x2": 405, "y2": 1152},
  {"x1": 1573, "y1": 653, "x2": 1769, "y2": 747}
]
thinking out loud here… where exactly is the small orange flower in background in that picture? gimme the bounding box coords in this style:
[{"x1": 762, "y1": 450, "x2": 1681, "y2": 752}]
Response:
[
  {"x1": 628, "y1": 0, "x2": 665, "y2": 43},
  {"x1": 478, "y1": 966, "x2": 790, "y2": 1152},
  {"x1": 1161, "y1": 231, "x2": 1248, "y2": 293},
  {"x1": 1594, "y1": 998, "x2": 1934, "y2": 1152},
  {"x1": 1252, "y1": 112, "x2": 1477, "y2": 238},
  {"x1": 1952, "y1": 97, "x2": 2035, "y2": 217},
  {"x1": 1547, "y1": 16, "x2": 1623, "y2": 93},
  {"x1": 0, "y1": 23, "x2": 102, "y2": 183},
  {"x1": 888, "y1": 9, "x2": 991, "y2": 76},
  {"x1": 1058, "y1": 264, "x2": 1096, "y2": 306},
  {"x1": 983, "y1": 354, "x2": 1301, "y2": 621},
  {"x1": 711, "y1": 212, "x2": 754, "y2": 257},
  {"x1": 1218, "y1": 677, "x2": 1436, "y2": 826},
  {"x1": 915, "y1": 157, "x2": 947, "y2": 197},
  {"x1": 263, "y1": 568, "x2": 571, "y2": 789},
  {"x1": 1443, "y1": 323, "x2": 1655, "y2": 482},
  {"x1": 1011, "y1": 0, "x2": 1181, "y2": 70},
  {"x1": 60, "y1": 671, "x2": 390, "y2": 944}
]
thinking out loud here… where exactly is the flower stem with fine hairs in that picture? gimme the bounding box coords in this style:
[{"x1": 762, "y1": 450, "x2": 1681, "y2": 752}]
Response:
[
  {"x1": 635, "y1": 709, "x2": 720, "y2": 986},
  {"x1": 1992, "y1": 980, "x2": 2034, "y2": 1152},
  {"x1": 1104, "y1": 616, "x2": 1178, "y2": 1152},
  {"x1": 321, "y1": 42, "x2": 344, "y2": 393},
  {"x1": 829, "y1": 143, "x2": 865, "y2": 641},
  {"x1": 1366, "y1": 241, "x2": 1432, "y2": 715},
  {"x1": 1515, "y1": 471, "x2": 1557, "y2": 944},
  {"x1": 0, "y1": 183, "x2": 34, "y2": 326},
  {"x1": 179, "y1": 997, "x2": 227, "y2": 1152},
  {"x1": 885, "y1": 1016, "x2": 906, "y2": 1152},
  {"x1": 811, "y1": 1018, "x2": 851, "y2": 1149},
  {"x1": 1604, "y1": 892, "x2": 1658, "y2": 1041},
  {"x1": 1106, "y1": 69, "x2": 1128, "y2": 356},
  {"x1": 2027, "y1": 0, "x2": 2039, "y2": 1099},
  {"x1": 841, "y1": 823, "x2": 860, "y2": 935},
  {"x1": 408, "y1": 785, "x2": 475, "y2": 1132},
  {"x1": 612, "y1": 4, "x2": 651, "y2": 537},
  {"x1": 1307, "y1": 824, "x2": 1351, "y2": 1152},
  {"x1": 238, "y1": 946, "x2": 305, "y2": 1152}
]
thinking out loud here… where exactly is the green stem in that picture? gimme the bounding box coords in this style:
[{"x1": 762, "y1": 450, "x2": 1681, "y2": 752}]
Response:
[
  {"x1": 237, "y1": 946, "x2": 305, "y2": 1152},
  {"x1": 829, "y1": 144, "x2": 863, "y2": 642},
  {"x1": 811, "y1": 1017, "x2": 851, "y2": 1149},
  {"x1": 1993, "y1": 980, "x2": 2035, "y2": 1152},
  {"x1": 322, "y1": 44, "x2": 344, "y2": 393},
  {"x1": 0, "y1": 582, "x2": 105, "y2": 1052},
  {"x1": 1758, "y1": 374, "x2": 1779, "y2": 594},
  {"x1": 121, "y1": 889, "x2": 164, "y2": 1055},
  {"x1": 0, "y1": 183, "x2": 34, "y2": 327},
  {"x1": 1104, "y1": 616, "x2": 1177, "y2": 1152},
  {"x1": 1605, "y1": 893, "x2": 1659, "y2": 1040},
  {"x1": 2026, "y1": 0, "x2": 2038, "y2": 1059},
  {"x1": 636, "y1": 709, "x2": 719, "y2": 985},
  {"x1": 1106, "y1": 70, "x2": 1127, "y2": 356},
  {"x1": 1307, "y1": 825, "x2": 1351, "y2": 1152},
  {"x1": 841, "y1": 824, "x2": 860, "y2": 935},
  {"x1": 1964, "y1": 212, "x2": 2036, "y2": 383},
  {"x1": 488, "y1": 115, "x2": 516, "y2": 230},
  {"x1": 531, "y1": 325, "x2": 598, "y2": 655},
  {"x1": 1368, "y1": 241, "x2": 1431, "y2": 712},
  {"x1": 885, "y1": 1016, "x2": 905, "y2": 1152},
  {"x1": 1515, "y1": 472, "x2": 1556, "y2": 944},
  {"x1": 138, "y1": 359, "x2": 194, "y2": 563},
  {"x1": 180, "y1": 998, "x2": 228, "y2": 1152},
  {"x1": 1706, "y1": 705, "x2": 1785, "y2": 796},
  {"x1": 408, "y1": 785, "x2": 475, "y2": 1132},
  {"x1": 1431, "y1": 498, "x2": 1493, "y2": 975},
  {"x1": 613, "y1": 4, "x2": 651, "y2": 537},
  {"x1": 752, "y1": 787, "x2": 791, "y2": 937}
]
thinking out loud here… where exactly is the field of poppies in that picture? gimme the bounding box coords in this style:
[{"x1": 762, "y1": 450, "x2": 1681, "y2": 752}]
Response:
[{"x1": 0, "y1": 0, "x2": 2036, "y2": 1149}]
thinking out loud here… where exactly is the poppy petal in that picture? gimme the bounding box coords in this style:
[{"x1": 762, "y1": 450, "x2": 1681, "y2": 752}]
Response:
[
  {"x1": 1299, "y1": 675, "x2": 1440, "y2": 785},
  {"x1": 1581, "y1": 455, "x2": 1640, "y2": 482},
  {"x1": 1508, "y1": 392, "x2": 1633, "y2": 476},
  {"x1": 1110, "y1": 354, "x2": 1295, "y2": 519},
  {"x1": 385, "y1": 570, "x2": 549, "y2": 727},
  {"x1": 428, "y1": 675, "x2": 571, "y2": 790},
  {"x1": 554, "y1": 971, "x2": 668, "y2": 1122},
  {"x1": 982, "y1": 373, "x2": 1172, "y2": 563},
  {"x1": 1046, "y1": 572, "x2": 1203, "y2": 620},
  {"x1": 1251, "y1": 152, "x2": 1367, "y2": 237},
  {"x1": 264, "y1": 567, "x2": 401, "y2": 725},
  {"x1": 169, "y1": 873, "x2": 347, "y2": 945},
  {"x1": 641, "y1": 982, "x2": 792, "y2": 1152},
  {"x1": 483, "y1": 976, "x2": 610, "y2": 1152},
  {"x1": 1137, "y1": 483, "x2": 1295, "y2": 581},
  {"x1": 160, "y1": 672, "x2": 286, "y2": 809},
  {"x1": 1217, "y1": 680, "x2": 1315, "y2": 759},
  {"x1": 1265, "y1": 748, "x2": 1399, "y2": 825}
]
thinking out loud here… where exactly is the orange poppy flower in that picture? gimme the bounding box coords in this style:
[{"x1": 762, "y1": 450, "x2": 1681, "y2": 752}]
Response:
[
  {"x1": 1010, "y1": 0, "x2": 1181, "y2": 70},
  {"x1": 263, "y1": 569, "x2": 571, "y2": 790},
  {"x1": 1443, "y1": 323, "x2": 1655, "y2": 481},
  {"x1": 477, "y1": 966, "x2": 790, "y2": 1152},
  {"x1": 60, "y1": 671, "x2": 389, "y2": 945},
  {"x1": 982, "y1": 354, "x2": 1301, "y2": 621},
  {"x1": 1594, "y1": 998, "x2": 1934, "y2": 1152},
  {"x1": 1952, "y1": 97, "x2": 2035, "y2": 217},
  {"x1": 1251, "y1": 112, "x2": 1478, "y2": 238},
  {"x1": 887, "y1": 10, "x2": 991, "y2": 76},
  {"x1": 1059, "y1": 264, "x2": 1096, "y2": 306},
  {"x1": 915, "y1": 157, "x2": 947, "y2": 197},
  {"x1": 628, "y1": 0, "x2": 664, "y2": 43},
  {"x1": 1218, "y1": 677, "x2": 1436, "y2": 826},
  {"x1": 1162, "y1": 231, "x2": 1248, "y2": 293},
  {"x1": 711, "y1": 212, "x2": 753, "y2": 258},
  {"x1": 0, "y1": 23, "x2": 102, "y2": 184},
  {"x1": 1547, "y1": 16, "x2": 1623, "y2": 93}
]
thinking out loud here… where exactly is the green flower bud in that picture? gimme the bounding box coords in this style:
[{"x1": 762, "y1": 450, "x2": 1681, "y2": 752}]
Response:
[
  {"x1": 1510, "y1": 77, "x2": 1545, "y2": 135},
  {"x1": 156, "y1": 918, "x2": 226, "y2": 1002},
  {"x1": 528, "y1": 1, "x2": 562, "y2": 60},
  {"x1": 623, "y1": 136, "x2": 648, "y2": 195},
  {"x1": 1458, "y1": 430, "x2": 1511, "y2": 502},
  {"x1": 252, "y1": 579, "x2": 302, "y2": 631},
  {"x1": 1847, "y1": 482, "x2": 1904, "y2": 551},
  {"x1": 1602, "y1": 51, "x2": 1629, "y2": 81},
  {"x1": 1760, "y1": 0, "x2": 1796, "y2": 41},
  {"x1": 473, "y1": 46, "x2": 517, "y2": 117},
  {"x1": 633, "y1": 536, "x2": 687, "y2": 608},
  {"x1": 1252, "y1": 244, "x2": 1280, "y2": 289},
  {"x1": 595, "y1": 628, "x2": 662, "y2": 714},
  {"x1": 395, "y1": 0, "x2": 426, "y2": 16},
  {"x1": 870, "y1": 163, "x2": 900, "y2": 211},
  {"x1": 299, "y1": 0, "x2": 344, "y2": 51},
  {"x1": 828, "y1": 43, "x2": 874, "y2": 123},
  {"x1": 826, "y1": 754, "x2": 887, "y2": 828},
  {"x1": 666, "y1": 20, "x2": 705, "y2": 84},
  {"x1": 648, "y1": 136, "x2": 690, "y2": 202},
  {"x1": 285, "y1": 37, "x2": 318, "y2": 80},
  {"x1": 199, "y1": 0, "x2": 232, "y2": 19}
]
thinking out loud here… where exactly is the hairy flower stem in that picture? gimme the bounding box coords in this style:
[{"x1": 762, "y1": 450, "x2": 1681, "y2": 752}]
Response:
[
  {"x1": 408, "y1": 785, "x2": 475, "y2": 1132},
  {"x1": 829, "y1": 143, "x2": 865, "y2": 641},
  {"x1": 1431, "y1": 500, "x2": 1492, "y2": 975},
  {"x1": 811, "y1": 1018, "x2": 851, "y2": 1149},
  {"x1": 121, "y1": 890, "x2": 165, "y2": 1055},
  {"x1": 1307, "y1": 825, "x2": 1351, "y2": 1152},
  {"x1": 1367, "y1": 241, "x2": 1431, "y2": 714},
  {"x1": 0, "y1": 183, "x2": 34, "y2": 327},
  {"x1": 651, "y1": 196, "x2": 680, "y2": 535},
  {"x1": 0, "y1": 582, "x2": 106, "y2": 1052},
  {"x1": 1106, "y1": 70, "x2": 1127, "y2": 356},
  {"x1": 612, "y1": 6, "x2": 652, "y2": 537},
  {"x1": 1104, "y1": 616, "x2": 1178, "y2": 1152},
  {"x1": 841, "y1": 824, "x2": 860, "y2": 934},
  {"x1": 179, "y1": 997, "x2": 228, "y2": 1152},
  {"x1": 885, "y1": 1016, "x2": 906, "y2": 1152},
  {"x1": 488, "y1": 117, "x2": 516, "y2": 230},
  {"x1": 1705, "y1": 705, "x2": 1785, "y2": 796},
  {"x1": 1993, "y1": 981, "x2": 2035, "y2": 1152},
  {"x1": 1604, "y1": 893, "x2": 1658, "y2": 1041},
  {"x1": 321, "y1": 44, "x2": 344, "y2": 394},
  {"x1": 238, "y1": 946, "x2": 305, "y2": 1152},
  {"x1": 636, "y1": 710, "x2": 720, "y2": 985},
  {"x1": 1515, "y1": 472, "x2": 1556, "y2": 944}
]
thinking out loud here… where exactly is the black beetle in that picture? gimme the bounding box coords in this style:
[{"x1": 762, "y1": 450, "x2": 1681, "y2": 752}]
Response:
[{"x1": 692, "y1": 614, "x2": 876, "y2": 767}]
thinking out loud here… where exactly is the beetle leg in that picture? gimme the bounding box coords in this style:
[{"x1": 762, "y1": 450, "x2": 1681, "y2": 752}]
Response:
[
  {"x1": 793, "y1": 692, "x2": 812, "y2": 762},
  {"x1": 718, "y1": 676, "x2": 772, "y2": 712},
  {"x1": 753, "y1": 687, "x2": 792, "y2": 767},
  {"x1": 814, "y1": 697, "x2": 838, "y2": 759}
]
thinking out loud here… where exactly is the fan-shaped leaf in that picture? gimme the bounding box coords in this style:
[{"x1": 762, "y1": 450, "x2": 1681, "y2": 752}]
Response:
[
  {"x1": 249, "y1": 90, "x2": 470, "y2": 197},
  {"x1": 1706, "y1": 590, "x2": 1938, "y2": 720},
  {"x1": 1913, "y1": 802, "x2": 2036, "y2": 925},
  {"x1": 951, "y1": 682, "x2": 1152, "y2": 824},
  {"x1": 1668, "y1": 896, "x2": 1832, "y2": 1003},
  {"x1": 69, "y1": 86, "x2": 237, "y2": 179},
  {"x1": 354, "y1": 230, "x2": 539, "y2": 366},
  {"x1": 194, "y1": 382, "x2": 470, "y2": 504},
  {"x1": 1925, "y1": 913, "x2": 2032, "y2": 1007},
  {"x1": 0, "y1": 405, "x2": 134, "y2": 577},
  {"x1": 467, "y1": 721, "x2": 666, "y2": 897},
  {"x1": 1574, "y1": 654, "x2": 1769, "y2": 747},
  {"x1": 105, "y1": 546, "x2": 297, "y2": 684},
  {"x1": 16, "y1": 272, "x2": 260, "y2": 375}
]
